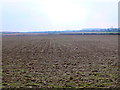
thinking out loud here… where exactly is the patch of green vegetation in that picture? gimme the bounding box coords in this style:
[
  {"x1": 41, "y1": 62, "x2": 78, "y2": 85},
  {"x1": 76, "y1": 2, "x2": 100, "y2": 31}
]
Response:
[
  {"x1": 47, "y1": 84, "x2": 63, "y2": 88},
  {"x1": 9, "y1": 83, "x2": 18, "y2": 86},
  {"x1": 78, "y1": 83, "x2": 92, "y2": 88},
  {"x1": 2, "y1": 83, "x2": 10, "y2": 86},
  {"x1": 2, "y1": 82, "x2": 22, "y2": 88},
  {"x1": 76, "y1": 71, "x2": 83, "y2": 75}
]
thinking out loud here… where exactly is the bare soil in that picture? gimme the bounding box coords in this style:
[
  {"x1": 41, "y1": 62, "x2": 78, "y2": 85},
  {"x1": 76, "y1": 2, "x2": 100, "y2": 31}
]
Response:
[{"x1": 2, "y1": 35, "x2": 119, "y2": 88}]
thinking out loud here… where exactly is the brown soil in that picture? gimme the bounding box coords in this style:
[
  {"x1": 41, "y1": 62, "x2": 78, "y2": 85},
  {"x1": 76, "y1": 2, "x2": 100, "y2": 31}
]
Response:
[{"x1": 2, "y1": 35, "x2": 119, "y2": 88}]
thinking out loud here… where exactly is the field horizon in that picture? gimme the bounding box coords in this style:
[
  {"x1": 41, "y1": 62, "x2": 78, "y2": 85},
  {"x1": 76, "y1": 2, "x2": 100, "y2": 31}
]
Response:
[{"x1": 1, "y1": 28, "x2": 120, "y2": 36}]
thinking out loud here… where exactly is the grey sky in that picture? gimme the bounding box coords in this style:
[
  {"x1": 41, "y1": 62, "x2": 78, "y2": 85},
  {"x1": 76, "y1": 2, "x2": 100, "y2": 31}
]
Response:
[{"x1": 0, "y1": 0, "x2": 118, "y2": 32}]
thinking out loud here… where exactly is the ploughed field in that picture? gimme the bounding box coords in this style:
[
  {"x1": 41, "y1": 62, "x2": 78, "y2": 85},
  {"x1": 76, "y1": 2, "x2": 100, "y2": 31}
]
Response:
[{"x1": 2, "y1": 35, "x2": 119, "y2": 88}]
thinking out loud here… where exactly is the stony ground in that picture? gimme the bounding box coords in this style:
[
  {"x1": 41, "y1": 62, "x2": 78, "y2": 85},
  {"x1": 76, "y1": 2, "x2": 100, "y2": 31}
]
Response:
[{"x1": 2, "y1": 35, "x2": 119, "y2": 88}]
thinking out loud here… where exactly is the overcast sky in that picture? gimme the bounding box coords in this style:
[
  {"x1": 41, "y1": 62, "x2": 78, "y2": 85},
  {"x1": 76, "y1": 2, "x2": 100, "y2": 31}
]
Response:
[{"x1": 0, "y1": 0, "x2": 118, "y2": 32}]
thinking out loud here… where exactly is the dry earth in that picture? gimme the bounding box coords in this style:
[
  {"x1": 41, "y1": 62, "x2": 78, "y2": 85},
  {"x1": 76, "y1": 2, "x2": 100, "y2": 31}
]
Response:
[{"x1": 2, "y1": 35, "x2": 119, "y2": 88}]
